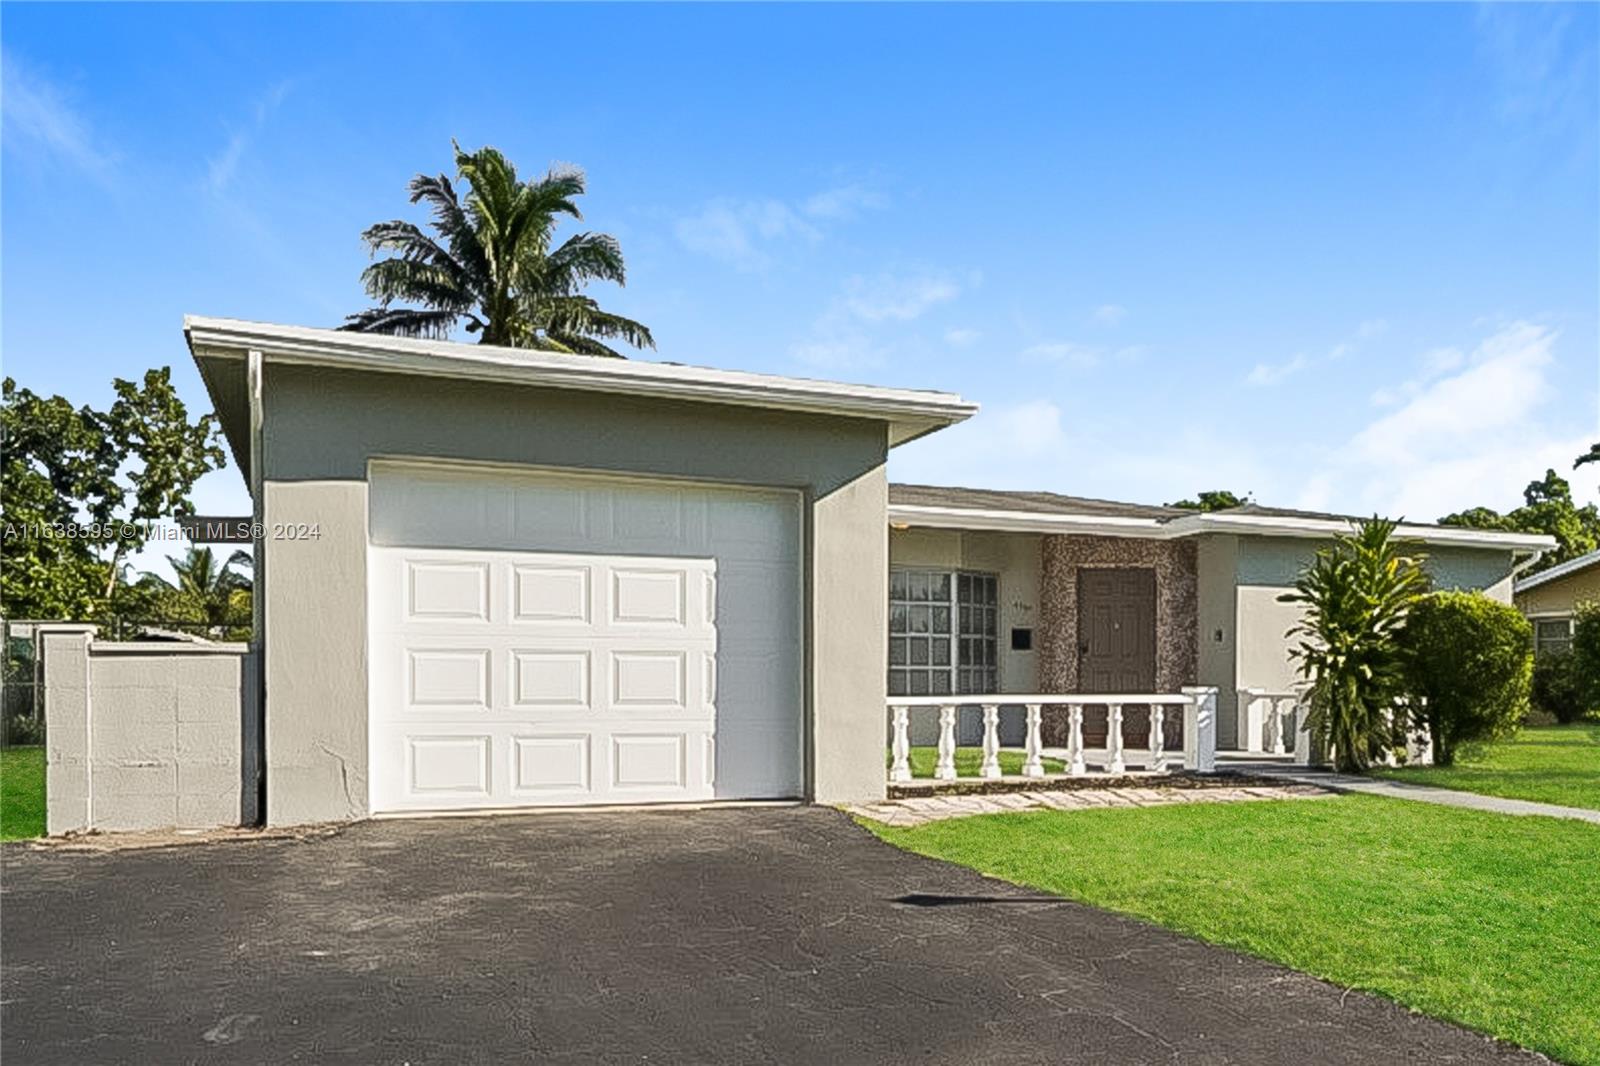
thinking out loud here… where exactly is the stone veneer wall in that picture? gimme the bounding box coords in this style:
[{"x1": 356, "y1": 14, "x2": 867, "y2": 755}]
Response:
[{"x1": 1037, "y1": 535, "x2": 1199, "y2": 743}]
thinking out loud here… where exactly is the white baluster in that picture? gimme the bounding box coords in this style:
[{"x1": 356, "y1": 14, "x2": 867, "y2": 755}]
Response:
[
  {"x1": 935, "y1": 704, "x2": 958, "y2": 781},
  {"x1": 1149, "y1": 703, "x2": 1166, "y2": 772},
  {"x1": 1022, "y1": 703, "x2": 1045, "y2": 778},
  {"x1": 1270, "y1": 698, "x2": 1287, "y2": 755},
  {"x1": 889, "y1": 705, "x2": 912, "y2": 783},
  {"x1": 1108, "y1": 703, "x2": 1126, "y2": 774},
  {"x1": 980, "y1": 704, "x2": 1002, "y2": 779},
  {"x1": 1068, "y1": 702, "x2": 1086, "y2": 776}
]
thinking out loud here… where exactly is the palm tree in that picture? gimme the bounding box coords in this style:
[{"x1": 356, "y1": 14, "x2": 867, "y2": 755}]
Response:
[
  {"x1": 152, "y1": 547, "x2": 253, "y2": 637},
  {"x1": 342, "y1": 143, "x2": 653, "y2": 357}
]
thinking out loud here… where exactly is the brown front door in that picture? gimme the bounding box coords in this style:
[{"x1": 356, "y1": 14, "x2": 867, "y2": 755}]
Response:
[
  {"x1": 1077, "y1": 568, "x2": 1165, "y2": 751},
  {"x1": 1078, "y1": 568, "x2": 1156, "y2": 692}
]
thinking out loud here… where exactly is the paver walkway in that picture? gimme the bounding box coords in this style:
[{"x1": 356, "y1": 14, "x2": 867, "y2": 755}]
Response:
[
  {"x1": 1237, "y1": 766, "x2": 1600, "y2": 826},
  {"x1": 848, "y1": 782, "x2": 1330, "y2": 826}
]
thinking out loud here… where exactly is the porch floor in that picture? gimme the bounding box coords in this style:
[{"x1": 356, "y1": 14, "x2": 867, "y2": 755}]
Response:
[{"x1": 852, "y1": 782, "x2": 1332, "y2": 827}]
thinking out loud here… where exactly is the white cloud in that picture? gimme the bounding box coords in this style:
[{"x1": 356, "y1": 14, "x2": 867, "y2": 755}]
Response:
[
  {"x1": 944, "y1": 328, "x2": 980, "y2": 348},
  {"x1": 801, "y1": 183, "x2": 885, "y2": 220},
  {"x1": 1024, "y1": 342, "x2": 1103, "y2": 369},
  {"x1": 1245, "y1": 353, "x2": 1313, "y2": 386},
  {"x1": 676, "y1": 181, "x2": 885, "y2": 270},
  {"x1": 203, "y1": 79, "x2": 294, "y2": 195},
  {"x1": 840, "y1": 273, "x2": 958, "y2": 322},
  {"x1": 1, "y1": 50, "x2": 115, "y2": 181},
  {"x1": 1091, "y1": 304, "x2": 1127, "y2": 327},
  {"x1": 1303, "y1": 321, "x2": 1596, "y2": 520}
]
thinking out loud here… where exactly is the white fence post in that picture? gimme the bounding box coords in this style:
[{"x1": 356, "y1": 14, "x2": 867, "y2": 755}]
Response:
[
  {"x1": 1149, "y1": 704, "x2": 1166, "y2": 772},
  {"x1": 1107, "y1": 703, "x2": 1126, "y2": 774},
  {"x1": 1181, "y1": 686, "x2": 1217, "y2": 772},
  {"x1": 935, "y1": 704, "x2": 958, "y2": 781},
  {"x1": 889, "y1": 705, "x2": 912, "y2": 783},
  {"x1": 1022, "y1": 704, "x2": 1044, "y2": 778},
  {"x1": 980, "y1": 704, "x2": 1002, "y2": 779},
  {"x1": 1068, "y1": 702, "x2": 1086, "y2": 776}
]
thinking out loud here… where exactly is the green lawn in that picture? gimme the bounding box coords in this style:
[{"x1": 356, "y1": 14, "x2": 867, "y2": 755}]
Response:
[
  {"x1": 867, "y1": 795, "x2": 1600, "y2": 1065},
  {"x1": 1, "y1": 746, "x2": 45, "y2": 841},
  {"x1": 1372, "y1": 724, "x2": 1600, "y2": 810},
  {"x1": 890, "y1": 745, "x2": 1065, "y2": 779}
]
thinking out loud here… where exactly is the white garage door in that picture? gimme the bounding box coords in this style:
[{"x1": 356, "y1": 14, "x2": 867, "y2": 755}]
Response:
[{"x1": 368, "y1": 462, "x2": 803, "y2": 813}]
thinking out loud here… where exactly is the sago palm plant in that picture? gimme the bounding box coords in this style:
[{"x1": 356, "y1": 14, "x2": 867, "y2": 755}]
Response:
[
  {"x1": 1280, "y1": 518, "x2": 1429, "y2": 771},
  {"x1": 342, "y1": 143, "x2": 653, "y2": 357}
]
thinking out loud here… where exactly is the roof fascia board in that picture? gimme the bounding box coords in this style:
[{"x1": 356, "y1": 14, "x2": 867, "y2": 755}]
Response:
[
  {"x1": 185, "y1": 316, "x2": 975, "y2": 445},
  {"x1": 889, "y1": 504, "x2": 1556, "y2": 552},
  {"x1": 1514, "y1": 548, "x2": 1600, "y2": 592},
  {"x1": 887, "y1": 504, "x2": 1172, "y2": 538}
]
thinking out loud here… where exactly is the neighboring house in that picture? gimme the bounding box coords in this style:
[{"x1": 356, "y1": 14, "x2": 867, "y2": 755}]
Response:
[
  {"x1": 1514, "y1": 549, "x2": 1600, "y2": 658},
  {"x1": 40, "y1": 318, "x2": 1556, "y2": 833}
]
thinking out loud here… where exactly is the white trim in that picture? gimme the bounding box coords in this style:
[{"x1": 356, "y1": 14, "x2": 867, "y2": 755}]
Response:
[
  {"x1": 1514, "y1": 548, "x2": 1600, "y2": 593},
  {"x1": 185, "y1": 315, "x2": 976, "y2": 446},
  {"x1": 887, "y1": 504, "x2": 1170, "y2": 538},
  {"x1": 886, "y1": 502, "x2": 1557, "y2": 552}
]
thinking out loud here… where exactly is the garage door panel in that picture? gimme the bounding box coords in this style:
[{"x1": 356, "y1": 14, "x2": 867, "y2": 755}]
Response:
[
  {"x1": 370, "y1": 465, "x2": 800, "y2": 812},
  {"x1": 512, "y1": 564, "x2": 592, "y2": 624},
  {"x1": 510, "y1": 650, "x2": 592, "y2": 709}
]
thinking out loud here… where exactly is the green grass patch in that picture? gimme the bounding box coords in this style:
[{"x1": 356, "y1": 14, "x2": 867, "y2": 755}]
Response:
[
  {"x1": 1, "y1": 746, "x2": 46, "y2": 841},
  {"x1": 888, "y1": 745, "x2": 1065, "y2": 779},
  {"x1": 1372, "y1": 724, "x2": 1600, "y2": 810},
  {"x1": 867, "y1": 795, "x2": 1600, "y2": 1064}
]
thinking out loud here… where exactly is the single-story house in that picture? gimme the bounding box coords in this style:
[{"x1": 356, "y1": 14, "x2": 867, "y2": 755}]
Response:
[
  {"x1": 1515, "y1": 548, "x2": 1600, "y2": 657},
  {"x1": 40, "y1": 317, "x2": 1557, "y2": 832}
]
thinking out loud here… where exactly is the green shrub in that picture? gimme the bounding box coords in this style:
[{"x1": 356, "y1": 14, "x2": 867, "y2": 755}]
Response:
[
  {"x1": 1571, "y1": 601, "x2": 1600, "y2": 711},
  {"x1": 1282, "y1": 518, "x2": 1428, "y2": 771},
  {"x1": 1531, "y1": 652, "x2": 1590, "y2": 723},
  {"x1": 1399, "y1": 591, "x2": 1532, "y2": 766}
]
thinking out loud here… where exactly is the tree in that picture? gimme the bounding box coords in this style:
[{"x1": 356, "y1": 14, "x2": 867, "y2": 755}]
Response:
[
  {"x1": 1169, "y1": 490, "x2": 1247, "y2": 512},
  {"x1": 134, "y1": 547, "x2": 252, "y2": 639},
  {"x1": 1281, "y1": 518, "x2": 1429, "y2": 771},
  {"x1": 1576, "y1": 442, "x2": 1600, "y2": 471},
  {"x1": 1398, "y1": 591, "x2": 1531, "y2": 765},
  {"x1": 342, "y1": 143, "x2": 653, "y2": 357},
  {"x1": 0, "y1": 371, "x2": 226, "y2": 623},
  {"x1": 1438, "y1": 469, "x2": 1600, "y2": 575}
]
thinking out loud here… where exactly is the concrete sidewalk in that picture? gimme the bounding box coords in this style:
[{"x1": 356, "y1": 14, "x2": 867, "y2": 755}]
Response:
[{"x1": 1233, "y1": 764, "x2": 1600, "y2": 826}]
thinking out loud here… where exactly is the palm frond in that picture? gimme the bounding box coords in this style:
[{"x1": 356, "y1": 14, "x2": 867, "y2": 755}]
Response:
[
  {"x1": 340, "y1": 307, "x2": 461, "y2": 340},
  {"x1": 360, "y1": 258, "x2": 475, "y2": 312}
]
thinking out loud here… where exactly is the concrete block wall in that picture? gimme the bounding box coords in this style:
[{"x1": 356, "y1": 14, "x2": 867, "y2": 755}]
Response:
[{"x1": 41, "y1": 626, "x2": 255, "y2": 835}]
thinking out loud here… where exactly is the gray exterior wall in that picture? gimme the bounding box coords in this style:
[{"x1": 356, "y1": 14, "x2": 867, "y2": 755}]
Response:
[
  {"x1": 887, "y1": 527, "x2": 1042, "y2": 694},
  {"x1": 1229, "y1": 534, "x2": 1521, "y2": 747},
  {"x1": 1195, "y1": 535, "x2": 1241, "y2": 747},
  {"x1": 259, "y1": 364, "x2": 893, "y2": 822},
  {"x1": 43, "y1": 627, "x2": 254, "y2": 834}
]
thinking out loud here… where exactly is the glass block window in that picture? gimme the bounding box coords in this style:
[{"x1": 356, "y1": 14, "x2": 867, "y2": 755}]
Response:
[
  {"x1": 1534, "y1": 617, "x2": 1574, "y2": 658},
  {"x1": 888, "y1": 568, "x2": 998, "y2": 696}
]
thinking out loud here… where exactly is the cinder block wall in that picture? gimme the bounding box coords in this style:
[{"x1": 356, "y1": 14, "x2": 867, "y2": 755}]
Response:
[{"x1": 42, "y1": 628, "x2": 254, "y2": 835}]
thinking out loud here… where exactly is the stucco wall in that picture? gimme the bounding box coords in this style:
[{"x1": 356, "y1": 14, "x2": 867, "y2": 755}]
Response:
[
  {"x1": 888, "y1": 527, "x2": 1042, "y2": 693},
  {"x1": 1195, "y1": 535, "x2": 1241, "y2": 747},
  {"x1": 260, "y1": 363, "x2": 893, "y2": 820},
  {"x1": 1236, "y1": 536, "x2": 1518, "y2": 600},
  {"x1": 1037, "y1": 535, "x2": 1199, "y2": 696},
  {"x1": 1517, "y1": 564, "x2": 1600, "y2": 617},
  {"x1": 43, "y1": 627, "x2": 253, "y2": 834}
]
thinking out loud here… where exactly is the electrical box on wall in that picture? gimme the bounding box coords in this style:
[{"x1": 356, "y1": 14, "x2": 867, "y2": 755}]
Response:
[{"x1": 1011, "y1": 628, "x2": 1033, "y2": 651}]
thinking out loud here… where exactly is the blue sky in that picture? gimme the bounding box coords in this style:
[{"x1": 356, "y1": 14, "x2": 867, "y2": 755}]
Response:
[{"x1": 4, "y1": 3, "x2": 1597, "y2": 577}]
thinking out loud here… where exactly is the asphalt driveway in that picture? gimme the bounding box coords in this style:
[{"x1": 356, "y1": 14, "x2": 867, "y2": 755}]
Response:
[{"x1": 2, "y1": 806, "x2": 1539, "y2": 1065}]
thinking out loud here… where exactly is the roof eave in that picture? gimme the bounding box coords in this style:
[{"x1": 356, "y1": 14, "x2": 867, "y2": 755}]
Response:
[{"x1": 185, "y1": 315, "x2": 976, "y2": 447}]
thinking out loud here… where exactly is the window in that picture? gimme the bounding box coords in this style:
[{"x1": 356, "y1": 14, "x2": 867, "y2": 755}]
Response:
[
  {"x1": 888, "y1": 568, "x2": 998, "y2": 696},
  {"x1": 1534, "y1": 617, "x2": 1574, "y2": 658}
]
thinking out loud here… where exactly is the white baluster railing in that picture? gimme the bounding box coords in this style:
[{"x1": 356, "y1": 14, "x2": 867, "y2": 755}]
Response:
[
  {"x1": 1237, "y1": 688, "x2": 1306, "y2": 755},
  {"x1": 980, "y1": 704, "x2": 1001, "y2": 779},
  {"x1": 1022, "y1": 703, "x2": 1044, "y2": 778},
  {"x1": 885, "y1": 688, "x2": 1219, "y2": 784},
  {"x1": 934, "y1": 704, "x2": 958, "y2": 781}
]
